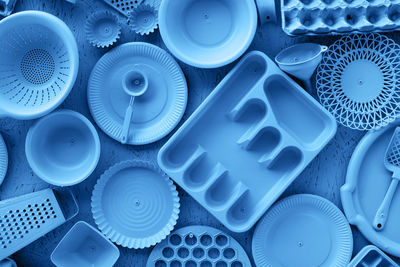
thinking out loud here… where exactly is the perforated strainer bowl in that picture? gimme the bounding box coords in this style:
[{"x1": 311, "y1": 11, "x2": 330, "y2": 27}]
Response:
[{"x1": 0, "y1": 11, "x2": 79, "y2": 120}]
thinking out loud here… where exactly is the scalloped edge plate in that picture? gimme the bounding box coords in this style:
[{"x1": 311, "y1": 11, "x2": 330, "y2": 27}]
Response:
[
  {"x1": 91, "y1": 160, "x2": 180, "y2": 249},
  {"x1": 0, "y1": 133, "x2": 8, "y2": 186},
  {"x1": 252, "y1": 194, "x2": 353, "y2": 267}
]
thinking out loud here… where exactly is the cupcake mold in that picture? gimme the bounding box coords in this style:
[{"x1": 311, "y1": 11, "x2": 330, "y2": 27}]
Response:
[
  {"x1": 158, "y1": 51, "x2": 337, "y2": 232},
  {"x1": 91, "y1": 160, "x2": 180, "y2": 249},
  {"x1": 85, "y1": 10, "x2": 121, "y2": 48},
  {"x1": 146, "y1": 225, "x2": 251, "y2": 267},
  {"x1": 127, "y1": 3, "x2": 158, "y2": 35},
  {"x1": 281, "y1": 0, "x2": 400, "y2": 35},
  {"x1": 316, "y1": 33, "x2": 400, "y2": 130}
]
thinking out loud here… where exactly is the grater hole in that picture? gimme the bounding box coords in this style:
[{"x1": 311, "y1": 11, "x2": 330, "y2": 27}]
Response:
[{"x1": 21, "y1": 49, "x2": 55, "y2": 85}]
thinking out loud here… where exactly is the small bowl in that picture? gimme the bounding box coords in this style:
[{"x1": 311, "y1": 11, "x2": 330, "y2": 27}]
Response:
[
  {"x1": 51, "y1": 221, "x2": 119, "y2": 267},
  {"x1": 159, "y1": 0, "x2": 257, "y2": 68},
  {"x1": 26, "y1": 110, "x2": 100, "y2": 186}
]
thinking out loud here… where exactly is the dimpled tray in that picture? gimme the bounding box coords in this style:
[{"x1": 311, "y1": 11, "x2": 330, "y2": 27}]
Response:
[
  {"x1": 157, "y1": 51, "x2": 337, "y2": 232},
  {"x1": 281, "y1": 0, "x2": 400, "y2": 35},
  {"x1": 146, "y1": 225, "x2": 251, "y2": 267}
]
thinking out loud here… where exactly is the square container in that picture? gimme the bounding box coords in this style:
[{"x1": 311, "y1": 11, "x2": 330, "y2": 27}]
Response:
[{"x1": 51, "y1": 221, "x2": 119, "y2": 267}]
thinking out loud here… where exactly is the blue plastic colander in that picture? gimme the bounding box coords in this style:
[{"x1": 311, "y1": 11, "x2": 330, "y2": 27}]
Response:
[{"x1": 0, "y1": 11, "x2": 79, "y2": 120}]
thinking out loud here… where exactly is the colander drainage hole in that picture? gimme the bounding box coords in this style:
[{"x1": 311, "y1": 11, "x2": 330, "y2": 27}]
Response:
[{"x1": 21, "y1": 49, "x2": 55, "y2": 85}]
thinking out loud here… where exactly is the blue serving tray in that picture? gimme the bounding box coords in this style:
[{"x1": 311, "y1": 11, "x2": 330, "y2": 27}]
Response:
[
  {"x1": 349, "y1": 245, "x2": 399, "y2": 267},
  {"x1": 158, "y1": 51, "x2": 337, "y2": 232}
]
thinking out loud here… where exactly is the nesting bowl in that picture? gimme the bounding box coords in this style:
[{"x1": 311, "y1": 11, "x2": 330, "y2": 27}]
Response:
[
  {"x1": 25, "y1": 110, "x2": 100, "y2": 186},
  {"x1": 159, "y1": 0, "x2": 257, "y2": 68}
]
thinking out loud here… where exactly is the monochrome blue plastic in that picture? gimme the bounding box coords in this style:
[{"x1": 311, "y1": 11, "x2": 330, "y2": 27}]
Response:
[
  {"x1": 0, "y1": 258, "x2": 16, "y2": 267},
  {"x1": 281, "y1": 0, "x2": 400, "y2": 35},
  {"x1": 51, "y1": 221, "x2": 120, "y2": 267},
  {"x1": 317, "y1": 33, "x2": 400, "y2": 131},
  {"x1": 0, "y1": 134, "x2": 8, "y2": 186},
  {"x1": 158, "y1": 51, "x2": 337, "y2": 232},
  {"x1": 252, "y1": 194, "x2": 353, "y2": 267},
  {"x1": 159, "y1": 0, "x2": 258, "y2": 68},
  {"x1": 0, "y1": 189, "x2": 78, "y2": 260},
  {"x1": 275, "y1": 43, "x2": 327, "y2": 91},
  {"x1": 85, "y1": 10, "x2": 121, "y2": 48},
  {"x1": 146, "y1": 225, "x2": 251, "y2": 267},
  {"x1": 255, "y1": 0, "x2": 277, "y2": 24},
  {"x1": 349, "y1": 245, "x2": 399, "y2": 267},
  {"x1": 25, "y1": 110, "x2": 101, "y2": 187},
  {"x1": 0, "y1": 11, "x2": 79, "y2": 120},
  {"x1": 88, "y1": 42, "x2": 187, "y2": 145},
  {"x1": 91, "y1": 160, "x2": 180, "y2": 249},
  {"x1": 0, "y1": 0, "x2": 16, "y2": 16},
  {"x1": 373, "y1": 127, "x2": 400, "y2": 231},
  {"x1": 341, "y1": 120, "x2": 400, "y2": 257},
  {"x1": 101, "y1": 0, "x2": 143, "y2": 16},
  {"x1": 127, "y1": 3, "x2": 159, "y2": 35}
]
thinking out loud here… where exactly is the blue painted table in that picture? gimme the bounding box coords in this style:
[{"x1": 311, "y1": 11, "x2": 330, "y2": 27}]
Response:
[{"x1": 1, "y1": 0, "x2": 399, "y2": 266}]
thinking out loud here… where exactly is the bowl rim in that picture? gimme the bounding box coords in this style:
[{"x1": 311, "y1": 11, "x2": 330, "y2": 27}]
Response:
[
  {"x1": 159, "y1": 0, "x2": 258, "y2": 68},
  {"x1": 0, "y1": 11, "x2": 79, "y2": 119},
  {"x1": 25, "y1": 109, "x2": 101, "y2": 186}
]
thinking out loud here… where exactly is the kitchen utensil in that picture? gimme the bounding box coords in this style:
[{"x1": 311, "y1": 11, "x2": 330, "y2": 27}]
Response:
[
  {"x1": 281, "y1": 0, "x2": 400, "y2": 35},
  {"x1": 341, "y1": 120, "x2": 400, "y2": 257},
  {"x1": 348, "y1": 245, "x2": 399, "y2": 267},
  {"x1": 255, "y1": 0, "x2": 277, "y2": 24},
  {"x1": 275, "y1": 43, "x2": 327, "y2": 92},
  {"x1": 85, "y1": 10, "x2": 121, "y2": 48},
  {"x1": 252, "y1": 194, "x2": 353, "y2": 267},
  {"x1": 0, "y1": 0, "x2": 16, "y2": 16},
  {"x1": 25, "y1": 110, "x2": 101, "y2": 186},
  {"x1": 0, "y1": 11, "x2": 79, "y2": 120},
  {"x1": 159, "y1": 0, "x2": 257, "y2": 68},
  {"x1": 147, "y1": 225, "x2": 251, "y2": 267},
  {"x1": 158, "y1": 51, "x2": 337, "y2": 232},
  {"x1": 91, "y1": 160, "x2": 180, "y2": 249},
  {"x1": 127, "y1": 2, "x2": 158, "y2": 35},
  {"x1": 88, "y1": 42, "x2": 187, "y2": 145},
  {"x1": 373, "y1": 127, "x2": 400, "y2": 230},
  {"x1": 0, "y1": 134, "x2": 8, "y2": 186},
  {"x1": 102, "y1": 0, "x2": 143, "y2": 16},
  {"x1": 51, "y1": 221, "x2": 120, "y2": 267},
  {"x1": 317, "y1": 33, "x2": 400, "y2": 130},
  {"x1": 0, "y1": 189, "x2": 78, "y2": 260},
  {"x1": 0, "y1": 258, "x2": 17, "y2": 267},
  {"x1": 120, "y1": 70, "x2": 148, "y2": 144}
]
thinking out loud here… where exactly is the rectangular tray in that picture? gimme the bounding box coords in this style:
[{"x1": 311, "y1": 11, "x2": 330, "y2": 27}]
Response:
[
  {"x1": 158, "y1": 51, "x2": 336, "y2": 232},
  {"x1": 281, "y1": 0, "x2": 400, "y2": 36},
  {"x1": 348, "y1": 245, "x2": 399, "y2": 267}
]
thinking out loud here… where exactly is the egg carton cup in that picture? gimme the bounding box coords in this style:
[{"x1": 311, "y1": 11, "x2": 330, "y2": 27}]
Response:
[{"x1": 281, "y1": 0, "x2": 400, "y2": 35}]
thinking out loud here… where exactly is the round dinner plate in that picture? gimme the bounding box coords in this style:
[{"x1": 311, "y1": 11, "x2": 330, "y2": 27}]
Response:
[
  {"x1": 252, "y1": 194, "x2": 352, "y2": 267},
  {"x1": 341, "y1": 120, "x2": 400, "y2": 257},
  {"x1": 88, "y1": 42, "x2": 187, "y2": 145}
]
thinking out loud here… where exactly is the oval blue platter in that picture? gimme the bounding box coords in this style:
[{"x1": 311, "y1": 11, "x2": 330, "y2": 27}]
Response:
[
  {"x1": 341, "y1": 120, "x2": 400, "y2": 257},
  {"x1": 88, "y1": 42, "x2": 187, "y2": 145},
  {"x1": 252, "y1": 194, "x2": 352, "y2": 267}
]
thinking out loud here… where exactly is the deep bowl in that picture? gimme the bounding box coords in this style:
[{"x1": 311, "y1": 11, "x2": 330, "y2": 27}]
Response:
[
  {"x1": 159, "y1": 0, "x2": 257, "y2": 68},
  {"x1": 26, "y1": 110, "x2": 100, "y2": 186}
]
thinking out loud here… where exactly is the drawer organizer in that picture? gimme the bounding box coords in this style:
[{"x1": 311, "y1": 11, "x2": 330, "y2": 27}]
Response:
[
  {"x1": 158, "y1": 51, "x2": 337, "y2": 232},
  {"x1": 281, "y1": 0, "x2": 400, "y2": 35}
]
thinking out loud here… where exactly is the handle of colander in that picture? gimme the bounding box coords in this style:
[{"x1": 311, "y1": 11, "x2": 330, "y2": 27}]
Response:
[{"x1": 373, "y1": 178, "x2": 399, "y2": 231}]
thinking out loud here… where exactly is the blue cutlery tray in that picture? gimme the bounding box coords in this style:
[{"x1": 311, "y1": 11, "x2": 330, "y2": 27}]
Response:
[{"x1": 158, "y1": 51, "x2": 337, "y2": 232}]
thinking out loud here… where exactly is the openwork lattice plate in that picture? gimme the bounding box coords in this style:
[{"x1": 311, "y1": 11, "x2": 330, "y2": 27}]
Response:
[{"x1": 316, "y1": 33, "x2": 400, "y2": 130}]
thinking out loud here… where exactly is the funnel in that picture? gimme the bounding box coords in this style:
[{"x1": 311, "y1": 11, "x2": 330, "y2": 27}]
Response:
[{"x1": 275, "y1": 43, "x2": 327, "y2": 92}]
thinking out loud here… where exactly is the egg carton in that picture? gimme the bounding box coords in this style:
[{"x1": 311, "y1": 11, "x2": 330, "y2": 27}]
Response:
[{"x1": 281, "y1": 0, "x2": 400, "y2": 35}]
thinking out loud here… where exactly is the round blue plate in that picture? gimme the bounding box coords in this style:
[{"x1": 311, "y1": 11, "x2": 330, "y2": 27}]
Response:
[
  {"x1": 0, "y1": 133, "x2": 8, "y2": 185},
  {"x1": 341, "y1": 120, "x2": 400, "y2": 257},
  {"x1": 252, "y1": 194, "x2": 352, "y2": 267},
  {"x1": 88, "y1": 42, "x2": 187, "y2": 145}
]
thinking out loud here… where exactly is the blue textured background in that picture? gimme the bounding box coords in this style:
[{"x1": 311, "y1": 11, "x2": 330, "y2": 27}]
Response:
[{"x1": 1, "y1": 0, "x2": 399, "y2": 266}]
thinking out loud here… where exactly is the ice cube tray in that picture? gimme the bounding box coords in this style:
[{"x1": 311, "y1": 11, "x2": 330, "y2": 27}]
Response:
[
  {"x1": 146, "y1": 225, "x2": 251, "y2": 267},
  {"x1": 157, "y1": 51, "x2": 337, "y2": 232},
  {"x1": 281, "y1": 0, "x2": 400, "y2": 35},
  {"x1": 348, "y1": 245, "x2": 399, "y2": 267},
  {"x1": 0, "y1": 189, "x2": 78, "y2": 259}
]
